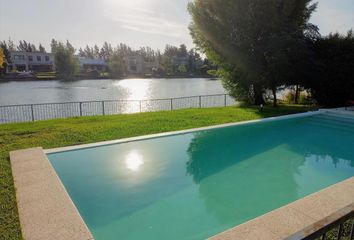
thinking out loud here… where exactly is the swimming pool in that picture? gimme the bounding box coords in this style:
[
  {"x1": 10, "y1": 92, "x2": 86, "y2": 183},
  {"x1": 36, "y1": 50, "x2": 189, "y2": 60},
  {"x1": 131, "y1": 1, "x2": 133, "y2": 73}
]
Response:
[{"x1": 48, "y1": 112, "x2": 354, "y2": 240}]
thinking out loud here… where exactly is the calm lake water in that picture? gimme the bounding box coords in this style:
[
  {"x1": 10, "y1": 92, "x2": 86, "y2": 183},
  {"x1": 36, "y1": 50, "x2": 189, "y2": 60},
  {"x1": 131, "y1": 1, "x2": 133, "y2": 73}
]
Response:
[{"x1": 0, "y1": 78, "x2": 226, "y2": 105}]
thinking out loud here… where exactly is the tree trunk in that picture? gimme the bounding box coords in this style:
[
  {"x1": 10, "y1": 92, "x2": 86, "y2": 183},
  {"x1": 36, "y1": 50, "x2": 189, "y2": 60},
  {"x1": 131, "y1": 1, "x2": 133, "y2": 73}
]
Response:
[
  {"x1": 253, "y1": 84, "x2": 264, "y2": 105},
  {"x1": 272, "y1": 86, "x2": 277, "y2": 107},
  {"x1": 294, "y1": 85, "x2": 299, "y2": 104}
]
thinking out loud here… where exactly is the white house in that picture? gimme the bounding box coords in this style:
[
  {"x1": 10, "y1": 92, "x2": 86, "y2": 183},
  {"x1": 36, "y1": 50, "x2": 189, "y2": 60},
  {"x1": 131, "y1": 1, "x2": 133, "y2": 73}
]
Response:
[
  {"x1": 125, "y1": 54, "x2": 159, "y2": 75},
  {"x1": 125, "y1": 55, "x2": 144, "y2": 74},
  {"x1": 8, "y1": 51, "x2": 55, "y2": 72},
  {"x1": 77, "y1": 57, "x2": 107, "y2": 72},
  {"x1": 144, "y1": 58, "x2": 159, "y2": 74}
]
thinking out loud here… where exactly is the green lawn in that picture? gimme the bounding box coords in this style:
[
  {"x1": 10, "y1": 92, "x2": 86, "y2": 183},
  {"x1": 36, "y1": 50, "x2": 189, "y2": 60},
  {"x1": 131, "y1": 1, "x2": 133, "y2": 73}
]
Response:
[{"x1": 0, "y1": 104, "x2": 314, "y2": 239}]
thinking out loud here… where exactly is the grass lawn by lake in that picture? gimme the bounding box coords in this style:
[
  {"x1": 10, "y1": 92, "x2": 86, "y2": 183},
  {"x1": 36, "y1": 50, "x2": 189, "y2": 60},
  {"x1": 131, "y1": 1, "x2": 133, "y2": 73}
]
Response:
[{"x1": 0, "y1": 104, "x2": 314, "y2": 239}]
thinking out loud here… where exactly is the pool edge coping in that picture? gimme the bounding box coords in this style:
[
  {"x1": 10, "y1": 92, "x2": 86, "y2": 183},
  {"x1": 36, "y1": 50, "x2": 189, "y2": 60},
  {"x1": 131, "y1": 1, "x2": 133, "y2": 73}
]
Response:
[
  {"x1": 209, "y1": 177, "x2": 354, "y2": 240},
  {"x1": 45, "y1": 110, "x2": 321, "y2": 154},
  {"x1": 10, "y1": 147, "x2": 94, "y2": 240}
]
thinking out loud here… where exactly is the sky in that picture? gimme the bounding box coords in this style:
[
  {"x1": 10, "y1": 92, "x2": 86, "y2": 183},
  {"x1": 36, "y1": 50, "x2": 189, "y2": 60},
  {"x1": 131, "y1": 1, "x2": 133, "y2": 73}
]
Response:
[{"x1": 0, "y1": 0, "x2": 353, "y2": 52}]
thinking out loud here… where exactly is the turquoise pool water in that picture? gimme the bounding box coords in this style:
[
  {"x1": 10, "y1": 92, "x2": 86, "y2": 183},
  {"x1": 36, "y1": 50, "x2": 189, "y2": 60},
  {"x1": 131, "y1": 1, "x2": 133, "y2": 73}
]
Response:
[{"x1": 48, "y1": 113, "x2": 354, "y2": 240}]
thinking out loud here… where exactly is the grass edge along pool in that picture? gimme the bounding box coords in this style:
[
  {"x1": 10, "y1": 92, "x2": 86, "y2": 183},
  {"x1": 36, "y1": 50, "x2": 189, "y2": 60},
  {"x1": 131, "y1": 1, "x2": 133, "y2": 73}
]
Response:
[
  {"x1": 45, "y1": 111, "x2": 319, "y2": 154},
  {"x1": 46, "y1": 110, "x2": 354, "y2": 240}
]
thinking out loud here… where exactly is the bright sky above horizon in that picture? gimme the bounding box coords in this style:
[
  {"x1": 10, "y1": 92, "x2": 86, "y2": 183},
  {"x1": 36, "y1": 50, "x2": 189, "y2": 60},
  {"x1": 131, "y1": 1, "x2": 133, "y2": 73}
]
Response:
[{"x1": 0, "y1": 0, "x2": 353, "y2": 52}]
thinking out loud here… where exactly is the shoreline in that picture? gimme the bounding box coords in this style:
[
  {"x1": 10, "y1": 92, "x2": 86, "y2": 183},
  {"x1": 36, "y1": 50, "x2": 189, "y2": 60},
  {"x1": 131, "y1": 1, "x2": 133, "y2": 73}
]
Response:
[{"x1": 0, "y1": 75, "x2": 215, "y2": 82}]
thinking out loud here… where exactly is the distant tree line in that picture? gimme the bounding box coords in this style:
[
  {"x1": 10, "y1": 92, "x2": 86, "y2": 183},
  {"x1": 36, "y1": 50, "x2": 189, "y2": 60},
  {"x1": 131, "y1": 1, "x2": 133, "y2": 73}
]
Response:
[
  {"x1": 0, "y1": 38, "x2": 215, "y2": 80},
  {"x1": 16, "y1": 40, "x2": 46, "y2": 53},
  {"x1": 75, "y1": 42, "x2": 212, "y2": 78},
  {"x1": 49, "y1": 39, "x2": 212, "y2": 79},
  {"x1": 189, "y1": 0, "x2": 354, "y2": 107}
]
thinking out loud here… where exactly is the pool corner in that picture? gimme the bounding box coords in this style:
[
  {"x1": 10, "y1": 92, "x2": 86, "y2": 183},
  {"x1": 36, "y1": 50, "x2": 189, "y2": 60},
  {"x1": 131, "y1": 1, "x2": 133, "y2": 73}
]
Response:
[{"x1": 10, "y1": 147, "x2": 94, "y2": 240}]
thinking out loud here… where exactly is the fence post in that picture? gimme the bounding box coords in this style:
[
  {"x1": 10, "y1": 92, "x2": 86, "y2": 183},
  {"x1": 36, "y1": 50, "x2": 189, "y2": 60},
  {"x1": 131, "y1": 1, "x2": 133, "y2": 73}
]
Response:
[
  {"x1": 199, "y1": 96, "x2": 202, "y2": 108},
  {"x1": 139, "y1": 100, "x2": 142, "y2": 112},
  {"x1": 171, "y1": 99, "x2": 173, "y2": 111},
  {"x1": 224, "y1": 94, "x2": 227, "y2": 107},
  {"x1": 31, "y1": 104, "x2": 34, "y2": 122},
  {"x1": 102, "y1": 101, "x2": 105, "y2": 116},
  {"x1": 79, "y1": 102, "x2": 82, "y2": 116}
]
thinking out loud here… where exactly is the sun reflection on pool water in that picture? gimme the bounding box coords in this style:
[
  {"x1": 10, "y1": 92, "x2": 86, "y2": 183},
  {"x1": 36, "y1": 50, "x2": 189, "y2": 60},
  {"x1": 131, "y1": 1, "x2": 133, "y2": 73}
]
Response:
[{"x1": 125, "y1": 150, "x2": 144, "y2": 171}]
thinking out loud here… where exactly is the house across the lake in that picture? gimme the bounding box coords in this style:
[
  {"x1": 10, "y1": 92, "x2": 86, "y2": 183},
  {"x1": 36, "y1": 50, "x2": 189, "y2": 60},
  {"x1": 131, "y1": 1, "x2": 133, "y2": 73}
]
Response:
[
  {"x1": 125, "y1": 54, "x2": 144, "y2": 75},
  {"x1": 77, "y1": 57, "x2": 108, "y2": 72},
  {"x1": 8, "y1": 51, "x2": 55, "y2": 72},
  {"x1": 125, "y1": 54, "x2": 159, "y2": 75}
]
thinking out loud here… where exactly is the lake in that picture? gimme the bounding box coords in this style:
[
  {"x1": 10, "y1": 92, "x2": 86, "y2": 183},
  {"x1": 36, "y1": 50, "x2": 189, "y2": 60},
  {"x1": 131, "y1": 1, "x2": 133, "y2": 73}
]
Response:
[{"x1": 0, "y1": 78, "x2": 226, "y2": 106}]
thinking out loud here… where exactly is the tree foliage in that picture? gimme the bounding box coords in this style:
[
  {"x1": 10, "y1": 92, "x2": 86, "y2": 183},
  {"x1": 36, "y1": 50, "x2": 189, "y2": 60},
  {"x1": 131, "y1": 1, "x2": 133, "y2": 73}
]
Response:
[
  {"x1": 53, "y1": 41, "x2": 79, "y2": 80},
  {"x1": 51, "y1": 39, "x2": 59, "y2": 53},
  {"x1": 189, "y1": 0, "x2": 318, "y2": 106},
  {"x1": 38, "y1": 44, "x2": 46, "y2": 53},
  {"x1": 0, "y1": 40, "x2": 12, "y2": 74},
  {"x1": 17, "y1": 40, "x2": 37, "y2": 52},
  {"x1": 178, "y1": 44, "x2": 188, "y2": 57},
  {"x1": 101, "y1": 42, "x2": 114, "y2": 61},
  {"x1": 2, "y1": 38, "x2": 211, "y2": 78},
  {"x1": 307, "y1": 31, "x2": 354, "y2": 107},
  {"x1": 178, "y1": 64, "x2": 187, "y2": 73},
  {"x1": 0, "y1": 48, "x2": 5, "y2": 69},
  {"x1": 108, "y1": 52, "x2": 126, "y2": 78}
]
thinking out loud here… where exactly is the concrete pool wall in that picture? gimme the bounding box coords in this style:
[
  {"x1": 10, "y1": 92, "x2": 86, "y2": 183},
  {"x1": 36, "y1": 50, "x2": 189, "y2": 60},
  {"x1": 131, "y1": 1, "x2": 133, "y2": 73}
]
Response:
[
  {"x1": 10, "y1": 110, "x2": 354, "y2": 240},
  {"x1": 10, "y1": 148, "x2": 93, "y2": 240}
]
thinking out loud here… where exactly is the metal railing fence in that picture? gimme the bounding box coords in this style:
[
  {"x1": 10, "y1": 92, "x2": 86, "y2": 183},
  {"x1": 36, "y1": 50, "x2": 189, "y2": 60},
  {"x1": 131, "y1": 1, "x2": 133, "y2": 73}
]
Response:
[
  {"x1": 0, "y1": 94, "x2": 236, "y2": 124},
  {"x1": 302, "y1": 210, "x2": 354, "y2": 240}
]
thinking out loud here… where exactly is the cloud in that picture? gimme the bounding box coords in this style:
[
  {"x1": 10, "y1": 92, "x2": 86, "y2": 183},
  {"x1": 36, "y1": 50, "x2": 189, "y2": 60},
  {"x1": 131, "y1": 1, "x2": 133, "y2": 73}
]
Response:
[{"x1": 103, "y1": 0, "x2": 190, "y2": 39}]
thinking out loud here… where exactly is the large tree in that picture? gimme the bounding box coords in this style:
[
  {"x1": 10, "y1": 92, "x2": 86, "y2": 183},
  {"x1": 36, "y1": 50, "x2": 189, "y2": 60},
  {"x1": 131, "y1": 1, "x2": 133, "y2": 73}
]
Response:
[
  {"x1": 107, "y1": 44, "x2": 132, "y2": 78},
  {"x1": 189, "y1": 0, "x2": 318, "y2": 106},
  {"x1": 54, "y1": 42, "x2": 79, "y2": 80},
  {"x1": 108, "y1": 52, "x2": 126, "y2": 79}
]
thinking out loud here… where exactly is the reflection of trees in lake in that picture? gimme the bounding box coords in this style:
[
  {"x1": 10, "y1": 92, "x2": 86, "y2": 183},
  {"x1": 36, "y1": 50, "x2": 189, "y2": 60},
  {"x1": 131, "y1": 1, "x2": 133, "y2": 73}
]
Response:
[{"x1": 186, "y1": 119, "x2": 354, "y2": 224}]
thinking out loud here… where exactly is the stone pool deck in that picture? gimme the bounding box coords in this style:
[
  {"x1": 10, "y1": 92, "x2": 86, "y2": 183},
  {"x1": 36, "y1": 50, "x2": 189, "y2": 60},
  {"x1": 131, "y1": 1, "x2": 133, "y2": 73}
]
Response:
[{"x1": 10, "y1": 147, "x2": 93, "y2": 240}]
